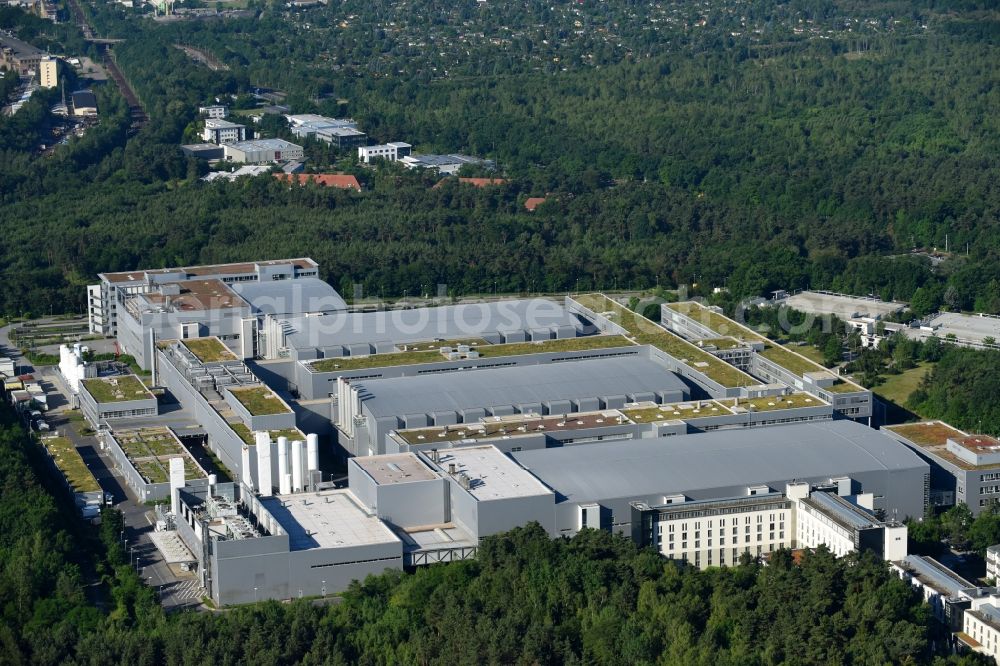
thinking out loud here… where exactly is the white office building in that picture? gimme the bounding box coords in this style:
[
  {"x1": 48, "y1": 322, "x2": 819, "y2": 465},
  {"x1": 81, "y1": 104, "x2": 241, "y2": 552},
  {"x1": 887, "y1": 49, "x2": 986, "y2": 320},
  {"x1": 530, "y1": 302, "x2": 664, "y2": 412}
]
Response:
[
  {"x1": 641, "y1": 482, "x2": 907, "y2": 570},
  {"x1": 988, "y1": 545, "x2": 1000, "y2": 582},
  {"x1": 224, "y1": 139, "x2": 304, "y2": 163},
  {"x1": 794, "y1": 485, "x2": 907, "y2": 560},
  {"x1": 199, "y1": 105, "x2": 228, "y2": 119},
  {"x1": 648, "y1": 491, "x2": 793, "y2": 568},
  {"x1": 965, "y1": 594, "x2": 1000, "y2": 661},
  {"x1": 202, "y1": 119, "x2": 247, "y2": 145},
  {"x1": 358, "y1": 142, "x2": 412, "y2": 164}
]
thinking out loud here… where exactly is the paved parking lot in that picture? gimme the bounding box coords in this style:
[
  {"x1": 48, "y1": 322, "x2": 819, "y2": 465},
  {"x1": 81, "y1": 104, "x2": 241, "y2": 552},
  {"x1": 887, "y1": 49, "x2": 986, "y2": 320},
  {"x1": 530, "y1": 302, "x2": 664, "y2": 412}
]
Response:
[
  {"x1": 782, "y1": 291, "x2": 907, "y2": 320},
  {"x1": 905, "y1": 312, "x2": 1000, "y2": 347}
]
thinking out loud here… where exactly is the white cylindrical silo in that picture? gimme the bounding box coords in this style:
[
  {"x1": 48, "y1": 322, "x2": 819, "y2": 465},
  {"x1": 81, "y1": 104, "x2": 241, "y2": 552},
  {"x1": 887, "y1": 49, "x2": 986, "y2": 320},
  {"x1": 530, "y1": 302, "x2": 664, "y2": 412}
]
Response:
[
  {"x1": 280, "y1": 472, "x2": 292, "y2": 496},
  {"x1": 256, "y1": 432, "x2": 273, "y2": 496},
  {"x1": 306, "y1": 433, "x2": 318, "y2": 472},
  {"x1": 169, "y1": 457, "x2": 186, "y2": 516},
  {"x1": 291, "y1": 440, "x2": 303, "y2": 492},
  {"x1": 278, "y1": 437, "x2": 292, "y2": 495}
]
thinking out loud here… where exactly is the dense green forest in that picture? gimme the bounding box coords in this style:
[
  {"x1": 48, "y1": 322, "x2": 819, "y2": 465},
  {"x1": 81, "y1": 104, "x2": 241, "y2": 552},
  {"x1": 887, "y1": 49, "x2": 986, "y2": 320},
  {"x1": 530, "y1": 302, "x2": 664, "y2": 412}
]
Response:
[
  {"x1": 1, "y1": 0, "x2": 1000, "y2": 315},
  {"x1": 0, "y1": 399, "x2": 989, "y2": 664},
  {"x1": 909, "y1": 502, "x2": 1000, "y2": 559},
  {"x1": 908, "y1": 346, "x2": 1000, "y2": 435}
]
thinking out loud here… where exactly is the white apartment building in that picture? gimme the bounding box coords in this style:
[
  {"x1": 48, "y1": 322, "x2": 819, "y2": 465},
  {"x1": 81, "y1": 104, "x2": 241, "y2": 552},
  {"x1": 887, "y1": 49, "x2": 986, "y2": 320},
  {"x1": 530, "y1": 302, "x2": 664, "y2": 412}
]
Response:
[
  {"x1": 358, "y1": 142, "x2": 412, "y2": 164},
  {"x1": 965, "y1": 594, "x2": 1000, "y2": 660},
  {"x1": 202, "y1": 119, "x2": 247, "y2": 145},
  {"x1": 39, "y1": 55, "x2": 58, "y2": 88},
  {"x1": 199, "y1": 105, "x2": 228, "y2": 119},
  {"x1": 987, "y1": 545, "x2": 1000, "y2": 582}
]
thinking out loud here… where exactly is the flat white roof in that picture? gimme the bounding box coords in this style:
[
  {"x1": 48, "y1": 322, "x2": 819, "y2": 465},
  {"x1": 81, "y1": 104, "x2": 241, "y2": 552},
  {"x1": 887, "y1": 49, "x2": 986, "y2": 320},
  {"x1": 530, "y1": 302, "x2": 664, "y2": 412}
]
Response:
[
  {"x1": 437, "y1": 446, "x2": 551, "y2": 501},
  {"x1": 401, "y1": 524, "x2": 477, "y2": 550},
  {"x1": 782, "y1": 291, "x2": 906, "y2": 320},
  {"x1": 204, "y1": 118, "x2": 244, "y2": 129},
  {"x1": 262, "y1": 490, "x2": 399, "y2": 550},
  {"x1": 923, "y1": 312, "x2": 1000, "y2": 345},
  {"x1": 354, "y1": 453, "x2": 438, "y2": 485}
]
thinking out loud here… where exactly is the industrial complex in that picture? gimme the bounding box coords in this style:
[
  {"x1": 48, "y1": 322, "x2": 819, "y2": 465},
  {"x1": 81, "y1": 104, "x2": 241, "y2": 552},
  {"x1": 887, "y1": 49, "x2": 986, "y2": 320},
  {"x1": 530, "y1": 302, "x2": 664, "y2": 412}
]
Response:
[{"x1": 0, "y1": 257, "x2": 966, "y2": 614}]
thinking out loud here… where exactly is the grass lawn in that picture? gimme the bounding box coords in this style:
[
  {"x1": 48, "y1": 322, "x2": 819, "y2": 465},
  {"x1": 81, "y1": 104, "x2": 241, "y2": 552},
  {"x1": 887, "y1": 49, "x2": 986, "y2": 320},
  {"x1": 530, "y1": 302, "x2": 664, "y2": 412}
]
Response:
[
  {"x1": 183, "y1": 338, "x2": 236, "y2": 363},
  {"x1": 737, "y1": 392, "x2": 825, "y2": 412},
  {"x1": 41, "y1": 437, "x2": 100, "y2": 493},
  {"x1": 309, "y1": 334, "x2": 634, "y2": 373},
  {"x1": 574, "y1": 294, "x2": 754, "y2": 388},
  {"x1": 873, "y1": 362, "x2": 935, "y2": 407},
  {"x1": 231, "y1": 422, "x2": 304, "y2": 445},
  {"x1": 790, "y1": 343, "x2": 827, "y2": 366},
  {"x1": 228, "y1": 386, "x2": 291, "y2": 415},
  {"x1": 886, "y1": 420, "x2": 966, "y2": 446},
  {"x1": 82, "y1": 375, "x2": 151, "y2": 403}
]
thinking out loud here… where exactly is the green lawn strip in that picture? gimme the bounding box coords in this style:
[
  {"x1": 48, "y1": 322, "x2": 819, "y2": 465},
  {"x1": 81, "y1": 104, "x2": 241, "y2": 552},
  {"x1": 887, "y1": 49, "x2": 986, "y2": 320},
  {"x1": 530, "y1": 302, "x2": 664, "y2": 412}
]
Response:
[
  {"x1": 82, "y1": 375, "x2": 151, "y2": 403},
  {"x1": 574, "y1": 294, "x2": 754, "y2": 388},
  {"x1": 41, "y1": 437, "x2": 100, "y2": 493},
  {"x1": 228, "y1": 386, "x2": 291, "y2": 415},
  {"x1": 183, "y1": 338, "x2": 237, "y2": 363},
  {"x1": 873, "y1": 362, "x2": 935, "y2": 407},
  {"x1": 309, "y1": 334, "x2": 635, "y2": 373}
]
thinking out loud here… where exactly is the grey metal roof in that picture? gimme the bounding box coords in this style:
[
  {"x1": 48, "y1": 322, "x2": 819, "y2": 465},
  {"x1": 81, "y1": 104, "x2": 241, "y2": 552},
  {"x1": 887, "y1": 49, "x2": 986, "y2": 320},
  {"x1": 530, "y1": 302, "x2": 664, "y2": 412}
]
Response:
[
  {"x1": 407, "y1": 154, "x2": 492, "y2": 167},
  {"x1": 283, "y1": 298, "x2": 582, "y2": 350},
  {"x1": 511, "y1": 420, "x2": 928, "y2": 504},
  {"x1": 227, "y1": 138, "x2": 301, "y2": 151},
  {"x1": 0, "y1": 35, "x2": 44, "y2": 58},
  {"x1": 71, "y1": 90, "x2": 97, "y2": 108},
  {"x1": 204, "y1": 119, "x2": 244, "y2": 129},
  {"x1": 898, "y1": 555, "x2": 975, "y2": 596},
  {"x1": 230, "y1": 278, "x2": 346, "y2": 315},
  {"x1": 355, "y1": 357, "x2": 688, "y2": 418},
  {"x1": 806, "y1": 491, "x2": 877, "y2": 530}
]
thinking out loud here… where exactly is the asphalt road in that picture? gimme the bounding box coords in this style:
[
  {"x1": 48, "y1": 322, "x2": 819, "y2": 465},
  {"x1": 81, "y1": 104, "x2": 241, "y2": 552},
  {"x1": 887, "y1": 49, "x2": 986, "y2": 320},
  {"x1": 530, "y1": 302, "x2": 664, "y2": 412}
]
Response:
[{"x1": 23, "y1": 355, "x2": 207, "y2": 611}]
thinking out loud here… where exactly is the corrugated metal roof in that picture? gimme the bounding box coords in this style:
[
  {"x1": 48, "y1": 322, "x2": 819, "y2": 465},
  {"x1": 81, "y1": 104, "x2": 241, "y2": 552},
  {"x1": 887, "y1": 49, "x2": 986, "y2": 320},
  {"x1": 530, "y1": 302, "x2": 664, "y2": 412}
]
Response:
[
  {"x1": 899, "y1": 555, "x2": 975, "y2": 596},
  {"x1": 805, "y1": 491, "x2": 877, "y2": 530},
  {"x1": 283, "y1": 298, "x2": 582, "y2": 350},
  {"x1": 355, "y1": 356, "x2": 687, "y2": 418},
  {"x1": 512, "y1": 421, "x2": 928, "y2": 504},
  {"x1": 230, "y1": 278, "x2": 347, "y2": 316}
]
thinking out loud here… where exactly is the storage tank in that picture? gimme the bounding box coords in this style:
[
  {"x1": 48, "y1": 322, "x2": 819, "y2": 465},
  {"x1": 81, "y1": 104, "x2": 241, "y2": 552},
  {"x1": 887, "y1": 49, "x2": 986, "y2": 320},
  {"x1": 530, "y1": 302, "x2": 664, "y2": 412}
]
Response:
[
  {"x1": 306, "y1": 433, "x2": 318, "y2": 472},
  {"x1": 277, "y1": 437, "x2": 289, "y2": 494},
  {"x1": 291, "y1": 440, "x2": 303, "y2": 492}
]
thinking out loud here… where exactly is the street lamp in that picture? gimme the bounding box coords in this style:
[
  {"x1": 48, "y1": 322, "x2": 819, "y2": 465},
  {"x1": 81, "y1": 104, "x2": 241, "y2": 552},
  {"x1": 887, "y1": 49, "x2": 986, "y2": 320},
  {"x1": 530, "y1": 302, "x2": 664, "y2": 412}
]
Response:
[
  {"x1": 254, "y1": 587, "x2": 258, "y2": 603},
  {"x1": 322, "y1": 580, "x2": 326, "y2": 597}
]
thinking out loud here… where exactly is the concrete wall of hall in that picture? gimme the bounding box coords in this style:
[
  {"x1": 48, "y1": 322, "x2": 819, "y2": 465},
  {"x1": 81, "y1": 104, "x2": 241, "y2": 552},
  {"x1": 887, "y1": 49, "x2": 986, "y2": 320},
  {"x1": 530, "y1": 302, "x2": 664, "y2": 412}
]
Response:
[
  {"x1": 78, "y1": 386, "x2": 158, "y2": 427},
  {"x1": 375, "y1": 478, "x2": 450, "y2": 529},
  {"x1": 211, "y1": 536, "x2": 403, "y2": 606},
  {"x1": 546, "y1": 464, "x2": 930, "y2": 541},
  {"x1": 156, "y1": 349, "x2": 248, "y2": 482},
  {"x1": 295, "y1": 345, "x2": 645, "y2": 401},
  {"x1": 119, "y1": 307, "x2": 249, "y2": 370}
]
